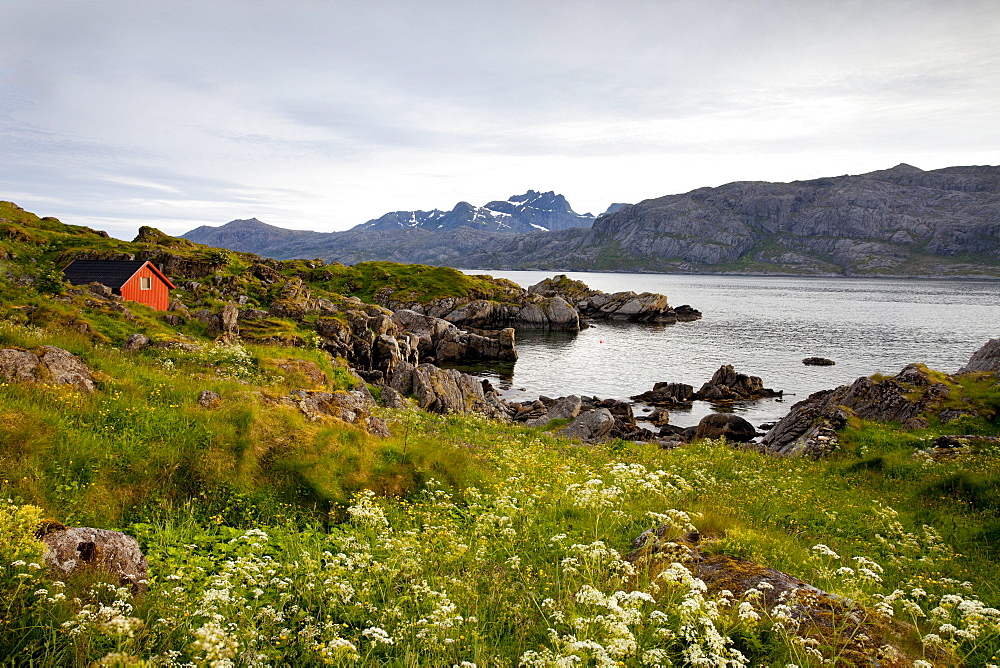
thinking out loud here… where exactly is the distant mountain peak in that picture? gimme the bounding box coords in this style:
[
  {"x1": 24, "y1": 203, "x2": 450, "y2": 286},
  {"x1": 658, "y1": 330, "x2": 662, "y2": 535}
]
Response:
[
  {"x1": 354, "y1": 190, "x2": 595, "y2": 235},
  {"x1": 887, "y1": 163, "x2": 924, "y2": 173}
]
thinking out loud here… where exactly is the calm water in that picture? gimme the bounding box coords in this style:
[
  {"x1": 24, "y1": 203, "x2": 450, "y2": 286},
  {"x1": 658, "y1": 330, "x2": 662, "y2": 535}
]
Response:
[{"x1": 454, "y1": 271, "x2": 1000, "y2": 429}]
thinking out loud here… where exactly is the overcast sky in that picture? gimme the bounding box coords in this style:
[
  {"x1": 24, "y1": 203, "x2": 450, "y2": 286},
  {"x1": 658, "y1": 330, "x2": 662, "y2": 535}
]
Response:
[{"x1": 2, "y1": 1, "x2": 998, "y2": 240}]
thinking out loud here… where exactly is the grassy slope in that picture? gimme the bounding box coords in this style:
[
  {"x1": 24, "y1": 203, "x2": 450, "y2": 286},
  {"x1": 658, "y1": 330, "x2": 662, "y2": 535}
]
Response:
[{"x1": 1, "y1": 202, "x2": 999, "y2": 665}]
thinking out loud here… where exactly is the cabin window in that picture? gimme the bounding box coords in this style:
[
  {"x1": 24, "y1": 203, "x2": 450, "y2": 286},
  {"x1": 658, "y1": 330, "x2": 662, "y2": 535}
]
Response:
[{"x1": 140, "y1": 277, "x2": 152, "y2": 290}]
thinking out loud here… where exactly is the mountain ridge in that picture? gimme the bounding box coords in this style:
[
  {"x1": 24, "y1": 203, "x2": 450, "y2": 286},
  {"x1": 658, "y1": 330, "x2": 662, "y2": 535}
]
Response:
[{"x1": 182, "y1": 164, "x2": 1000, "y2": 278}]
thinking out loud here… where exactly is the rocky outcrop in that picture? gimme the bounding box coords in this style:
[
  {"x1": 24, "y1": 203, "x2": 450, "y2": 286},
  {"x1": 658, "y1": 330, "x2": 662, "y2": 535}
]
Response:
[
  {"x1": 694, "y1": 365, "x2": 781, "y2": 403},
  {"x1": 628, "y1": 529, "x2": 915, "y2": 664},
  {"x1": 761, "y1": 363, "x2": 985, "y2": 457},
  {"x1": 389, "y1": 309, "x2": 517, "y2": 363},
  {"x1": 693, "y1": 413, "x2": 758, "y2": 442},
  {"x1": 0, "y1": 346, "x2": 96, "y2": 393},
  {"x1": 387, "y1": 295, "x2": 580, "y2": 331},
  {"x1": 284, "y1": 387, "x2": 390, "y2": 437},
  {"x1": 528, "y1": 275, "x2": 701, "y2": 324},
  {"x1": 803, "y1": 357, "x2": 836, "y2": 366},
  {"x1": 630, "y1": 382, "x2": 695, "y2": 407},
  {"x1": 510, "y1": 395, "x2": 654, "y2": 442},
  {"x1": 389, "y1": 362, "x2": 509, "y2": 420},
  {"x1": 207, "y1": 303, "x2": 240, "y2": 339},
  {"x1": 309, "y1": 302, "x2": 515, "y2": 378},
  {"x1": 958, "y1": 338, "x2": 1000, "y2": 374},
  {"x1": 42, "y1": 527, "x2": 148, "y2": 591},
  {"x1": 380, "y1": 276, "x2": 699, "y2": 332},
  {"x1": 122, "y1": 333, "x2": 150, "y2": 352}
]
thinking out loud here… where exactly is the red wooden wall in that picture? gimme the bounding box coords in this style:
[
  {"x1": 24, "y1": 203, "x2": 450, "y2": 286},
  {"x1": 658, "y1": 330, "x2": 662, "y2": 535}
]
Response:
[{"x1": 119, "y1": 263, "x2": 170, "y2": 310}]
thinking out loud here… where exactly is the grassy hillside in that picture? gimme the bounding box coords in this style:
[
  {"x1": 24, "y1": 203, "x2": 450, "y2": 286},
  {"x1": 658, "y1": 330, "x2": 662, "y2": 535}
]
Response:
[{"x1": 1, "y1": 203, "x2": 999, "y2": 665}]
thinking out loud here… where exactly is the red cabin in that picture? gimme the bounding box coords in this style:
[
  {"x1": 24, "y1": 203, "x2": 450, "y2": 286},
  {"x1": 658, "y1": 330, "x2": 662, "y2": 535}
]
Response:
[{"x1": 62, "y1": 260, "x2": 175, "y2": 310}]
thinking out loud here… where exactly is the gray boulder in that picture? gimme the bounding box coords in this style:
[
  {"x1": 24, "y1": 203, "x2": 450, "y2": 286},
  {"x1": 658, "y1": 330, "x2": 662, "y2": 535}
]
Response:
[
  {"x1": 693, "y1": 413, "x2": 757, "y2": 442},
  {"x1": 207, "y1": 303, "x2": 240, "y2": 339},
  {"x1": 548, "y1": 395, "x2": 583, "y2": 420},
  {"x1": 409, "y1": 364, "x2": 508, "y2": 419},
  {"x1": 558, "y1": 408, "x2": 616, "y2": 441},
  {"x1": 122, "y1": 333, "x2": 150, "y2": 352},
  {"x1": 0, "y1": 349, "x2": 41, "y2": 383},
  {"x1": 0, "y1": 346, "x2": 96, "y2": 393},
  {"x1": 42, "y1": 527, "x2": 148, "y2": 591},
  {"x1": 380, "y1": 386, "x2": 408, "y2": 409},
  {"x1": 198, "y1": 390, "x2": 221, "y2": 408}
]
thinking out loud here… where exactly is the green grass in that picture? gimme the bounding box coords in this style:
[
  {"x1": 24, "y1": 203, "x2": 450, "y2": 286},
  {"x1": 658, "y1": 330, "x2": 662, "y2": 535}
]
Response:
[{"x1": 2, "y1": 200, "x2": 1000, "y2": 664}]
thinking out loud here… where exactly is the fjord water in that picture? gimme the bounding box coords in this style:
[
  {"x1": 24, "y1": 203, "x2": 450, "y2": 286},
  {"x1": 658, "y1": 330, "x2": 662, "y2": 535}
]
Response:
[{"x1": 459, "y1": 271, "x2": 1000, "y2": 428}]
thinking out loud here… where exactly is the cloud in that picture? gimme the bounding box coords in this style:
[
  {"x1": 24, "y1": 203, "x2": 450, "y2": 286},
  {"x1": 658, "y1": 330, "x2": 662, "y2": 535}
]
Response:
[{"x1": 1, "y1": 0, "x2": 998, "y2": 238}]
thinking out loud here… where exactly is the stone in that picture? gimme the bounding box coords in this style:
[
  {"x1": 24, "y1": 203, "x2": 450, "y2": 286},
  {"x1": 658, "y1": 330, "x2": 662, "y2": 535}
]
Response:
[
  {"x1": 803, "y1": 357, "x2": 836, "y2": 366},
  {"x1": 646, "y1": 408, "x2": 671, "y2": 426},
  {"x1": 42, "y1": 527, "x2": 148, "y2": 591},
  {"x1": 409, "y1": 364, "x2": 508, "y2": 419},
  {"x1": 693, "y1": 413, "x2": 757, "y2": 442},
  {"x1": 694, "y1": 365, "x2": 781, "y2": 403},
  {"x1": 207, "y1": 303, "x2": 240, "y2": 338},
  {"x1": 631, "y1": 382, "x2": 695, "y2": 407},
  {"x1": 380, "y1": 386, "x2": 407, "y2": 409},
  {"x1": 365, "y1": 416, "x2": 392, "y2": 438},
  {"x1": 958, "y1": 338, "x2": 1000, "y2": 374},
  {"x1": 389, "y1": 361, "x2": 416, "y2": 395},
  {"x1": 372, "y1": 335, "x2": 403, "y2": 375},
  {"x1": 558, "y1": 408, "x2": 616, "y2": 441},
  {"x1": 0, "y1": 349, "x2": 41, "y2": 383},
  {"x1": 287, "y1": 388, "x2": 389, "y2": 436},
  {"x1": 547, "y1": 395, "x2": 582, "y2": 420},
  {"x1": 761, "y1": 363, "x2": 974, "y2": 458},
  {"x1": 543, "y1": 296, "x2": 580, "y2": 330},
  {"x1": 35, "y1": 346, "x2": 97, "y2": 393},
  {"x1": 122, "y1": 334, "x2": 150, "y2": 352},
  {"x1": 198, "y1": 390, "x2": 221, "y2": 408}
]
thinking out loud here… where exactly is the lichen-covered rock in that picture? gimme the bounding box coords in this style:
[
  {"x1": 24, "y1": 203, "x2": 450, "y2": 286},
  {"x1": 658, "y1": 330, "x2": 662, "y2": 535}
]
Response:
[
  {"x1": 408, "y1": 364, "x2": 508, "y2": 419},
  {"x1": 286, "y1": 387, "x2": 390, "y2": 437},
  {"x1": 380, "y1": 386, "x2": 408, "y2": 409},
  {"x1": 0, "y1": 346, "x2": 96, "y2": 393},
  {"x1": 0, "y1": 348, "x2": 41, "y2": 383},
  {"x1": 207, "y1": 303, "x2": 240, "y2": 338},
  {"x1": 198, "y1": 390, "x2": 221, "y2": 408},
  {"x1": 42, "y1": 527, "x2": 148, "y2": 591},
  {"x1": 122, "y1": 333, "x2": 150, "y2": 352},
  {"x1": 958, "y1": 338, "x2": 1000, "y2": 374},
  {"x1": 761, "y1": 363, "x2": 979, "y2": 458}
]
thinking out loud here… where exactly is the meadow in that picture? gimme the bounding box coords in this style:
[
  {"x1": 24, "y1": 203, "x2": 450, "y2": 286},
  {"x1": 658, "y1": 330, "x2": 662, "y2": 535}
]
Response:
[
  {"x1": 1, "y1": 201, "x2": 999, "y2": 665},
  {"x1": 2, "y1": 312, "x2": 1000, "y2": 666}
]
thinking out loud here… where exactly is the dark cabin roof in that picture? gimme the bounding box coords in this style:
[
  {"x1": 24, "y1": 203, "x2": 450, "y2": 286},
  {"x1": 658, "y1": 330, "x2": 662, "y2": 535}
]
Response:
[{"x1": 62, "y1": 260, "x2": 175, "y2": 289}]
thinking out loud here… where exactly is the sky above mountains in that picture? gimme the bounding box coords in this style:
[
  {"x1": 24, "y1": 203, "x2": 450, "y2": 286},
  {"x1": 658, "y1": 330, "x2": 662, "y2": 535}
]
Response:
[{"x1": 2, "y1": 1, "x2": 998, "y2": 240}]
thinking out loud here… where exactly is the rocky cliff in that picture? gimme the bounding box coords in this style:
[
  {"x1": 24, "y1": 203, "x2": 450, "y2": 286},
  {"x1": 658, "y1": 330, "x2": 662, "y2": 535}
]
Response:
[{"x1": 183, "y1": 164, "x2": 1000, "y2": 278}]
